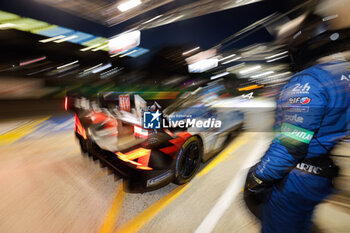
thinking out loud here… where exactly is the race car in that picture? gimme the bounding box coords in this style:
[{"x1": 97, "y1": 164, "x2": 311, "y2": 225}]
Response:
[{"x1": 67, "y1": 82, "x2": 244, "y2": 192}]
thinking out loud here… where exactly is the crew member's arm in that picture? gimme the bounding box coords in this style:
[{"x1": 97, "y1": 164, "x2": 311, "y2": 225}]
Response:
[{"x1": 253, "y1": 74, "x2": 328, "y2": 183}]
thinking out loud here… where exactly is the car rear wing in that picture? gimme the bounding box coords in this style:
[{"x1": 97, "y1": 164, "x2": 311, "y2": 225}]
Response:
[{"x1": 65, "y1": 92, "x2": 162, "y2": 126}]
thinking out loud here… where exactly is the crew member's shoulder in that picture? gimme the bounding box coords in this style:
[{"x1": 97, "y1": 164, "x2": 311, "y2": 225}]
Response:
[{"x1": 289, "y1": 62, "x2": 343, "y2": 84}]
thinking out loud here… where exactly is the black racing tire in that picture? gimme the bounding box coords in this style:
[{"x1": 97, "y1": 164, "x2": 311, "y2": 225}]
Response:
[{"x1": 173, "y1": 136, "x2": 203, "y2": 185}]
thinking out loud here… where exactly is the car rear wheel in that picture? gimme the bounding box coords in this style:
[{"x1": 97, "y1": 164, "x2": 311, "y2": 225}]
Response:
[{"x1": 174, "y1": 136, "x2": 203, "y2": 185}]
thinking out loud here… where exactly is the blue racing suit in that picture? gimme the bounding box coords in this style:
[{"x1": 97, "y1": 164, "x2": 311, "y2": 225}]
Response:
[{"x1": 253, "y1": 60, "x2": 350, "y2": 233}]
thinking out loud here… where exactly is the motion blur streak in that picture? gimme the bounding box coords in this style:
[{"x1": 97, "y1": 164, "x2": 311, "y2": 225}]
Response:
[
  {"x1": 54, "y1": 35, "x2": 78, "y2": 43},
  {"x1": 251, "y1": 71, "x2": 274, "y2": 78},
  {"x1": 19, "y1": 56, "x2": 46, "y2": 66},
  {"x1": 39, "y1": 35, "x2": 65, "y2": 43},
  {"x1": 238, "y1": 84, "x2": 264, "y2": 91},
  {"x1": 0, "y1": 0, "x2": 349, "y2": 232},
  {"x1": 74, "y1": 114, "x2": 87, "y2": 140},
  {"x1": 0, "y1": 116, "x2": 50, "y2": 145},
  {"x1": 64, "y1": 96, "x2": 68, "y2": 111},
  {"x1": 98, "y1": 182, "x2": 126, "y2": 233},
  {"x1": 265, "y1": 51, "x2": 288, "y2": 59},
  {"x1": 266, "y1": 55, "x2": 288, "y2": 63},
  {"x1": 57, "y1": 60, "x2": 79, "y2": 69},
  {"x1": 197, "y1": 133, "x2": 252, "y2": 178},
  {"x1": 239, "y1": 65, "x2": 261, "y2": 74},
  {"x1": 219, "y1": 54, "x2": 236, "y2": 61},
  {"x1": 221, "y1": 56, "x2": 241, "y2": 64},
  {"x1": 114, "y1": 184, "x2": 190, "y2": 233},
  {"x1": 210, "y1": 71, "x2": 229, "y2": 80},
  {"x1": 182, "y1": 47, "x2": 200, "y2": 56},
  {"x1": 80, "y1": 43, "x2": 102, "y2": 51},
  {"x1": 117, "y1": 0, "x2": 142, "y2": 12}
]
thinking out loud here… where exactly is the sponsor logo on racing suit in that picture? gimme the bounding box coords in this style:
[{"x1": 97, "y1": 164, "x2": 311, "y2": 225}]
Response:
[
  {"x1": 296, "y1": 163, "x2": 322, "y2": 175},
  {"x1": 285, "y1": 114, "x2": 304, "y2": 123},
  {"x1": 292, "y1": 83, "x2": 311, "y2": 94},
  {"x1": 288, "y1": 97, "x2": 311, "y2": 105},
  {"x1": 285, "y1": 106, "x2": 309, "y2": 113},
  {"x1": 341, "y1": 74, "x2": 350, "y2": 88},
  {"x1": 280, "y1": 123, "x2": 314, "y2": 144}
]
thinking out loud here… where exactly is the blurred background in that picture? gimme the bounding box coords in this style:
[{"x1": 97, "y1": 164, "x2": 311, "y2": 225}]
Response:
[
  {"x1": 0, "y1": 0, "x2": 349, "y2": 232},
  {"x1": 0, "y1": 0, "x2": 309, "y2": 118}
]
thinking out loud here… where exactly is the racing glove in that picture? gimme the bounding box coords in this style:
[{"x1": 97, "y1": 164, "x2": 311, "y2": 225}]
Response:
[
  {"x1": 244, "y1": 168, "x2": 272, "y2": 220},
  {"x1": 246, "y1": 171, "x2": 265, "y2": 192}
]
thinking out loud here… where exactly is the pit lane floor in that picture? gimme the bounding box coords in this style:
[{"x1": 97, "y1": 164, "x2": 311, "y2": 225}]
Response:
[{"x1": 0, "y1": 110, "x2": 349, "y2": 233}]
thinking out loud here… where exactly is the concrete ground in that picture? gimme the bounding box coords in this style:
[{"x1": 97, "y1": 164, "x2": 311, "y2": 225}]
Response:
[{"x1": 0, "y1": 104, "x2": 349, "y2": 233}]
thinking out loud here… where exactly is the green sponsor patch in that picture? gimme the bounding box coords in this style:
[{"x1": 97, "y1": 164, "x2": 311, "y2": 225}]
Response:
[{"x1": 280, "y1": 123, "x2": 314, "y2": 144}]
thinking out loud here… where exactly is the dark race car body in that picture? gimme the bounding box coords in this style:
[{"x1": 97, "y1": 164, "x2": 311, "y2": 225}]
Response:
[{"x1": 68, "y1": 83, "x2": 244, "y2": 192}]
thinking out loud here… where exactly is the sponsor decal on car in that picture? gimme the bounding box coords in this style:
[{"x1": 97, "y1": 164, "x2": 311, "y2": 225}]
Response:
[
  {"x1": 146, "y1": 170, "x2": 173, "y2": 187},
  {"x1": 288, "y1": 97, "x2": 311, "y2": 105},
  {"x1": 119, "y1": 94, "x2": 131, "y2": 112}
]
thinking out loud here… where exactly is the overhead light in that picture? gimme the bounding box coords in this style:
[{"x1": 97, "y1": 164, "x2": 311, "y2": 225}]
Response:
[
  {"x1": 166, "y1": 15, "x2": 183, "y2": 24},
  {"x1": 182, "y1": 47, "x2": 200, "y2": 56},
  {"x1": 219, "y1": 54, "x2": 236, "y2": 61},
  {"x1": 227, "y1": 62, "x2": 245, "y2": 72},
  {"x1": 20, "y1": 56, "x2": 46, "y2": 66},
  {"x1": 27, "y1": 66, "x2": 54, "y2": 76},
  {"x1": 323, "y1": 14, "x2": 338, "y2": 22},
  {"x1": 265, "y1": 51, "x2": 288, "y2": 59},
  {"x1": 188, "y1": 58, "x2": 218, "y2": 73},
  {"x1": 239, "y1": 65, "x2": 261, "y2": 74},
  {"x1": 92, "y1": 63, "x2": 112, "y2": 73},
  {"x1": 39, "y1": 35, "x2": 65, "y2": 43},
  {"x1": 0, "y1": 23, "x2": 15, "y2": 29},
  {"x1": 109, "y1": 30, "x2": 140, "y2": 54},
  {"x1": 92, "y1": 44, "x2": 109, "y2": 51},
  {"x1": 101, "y1": 67, "x2": 119, "y2": 76},
  {"x1": 80, "y1": 43, "x2": 102, "y2": 51},
  {"x1": 117, "y1": 0, "x2": 142, "y2": 12},
  {"x1": 110, "y1": 52, "x2": 122, "y2": 57},
  {"x1": 57, "y1": 60, "x2": 79, "y2": 69},
  {"x1": 222, "y1": 56, "x2": 241, "y2": 64},
  {"x1": 251, "y1": 71, "x2": 274, "y2": 78},
  {"x1": 268, "y1": 72, "x2": 291, "y2": 79},
  {"x1": 54, "y1": 35, "x2": 78, "y2": 43},
  {"x1": 142, "y1": 15, "x2": 162, "y2": 25},
  {"x1": 210, "y1": 71, "x2": 229, "y2": 80},
  {"x1": 101, "y1": 67, "x2": 122, "y2": 79},
  {"x1": 83, "y1": 63, "x2": 102, "y2": 73},
  {"x1": 266, "y1": 55, "x2": 288, "y2": 63},
  {"x1": 120, "y1": 50, "x2": 137, "y2": 57}
]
